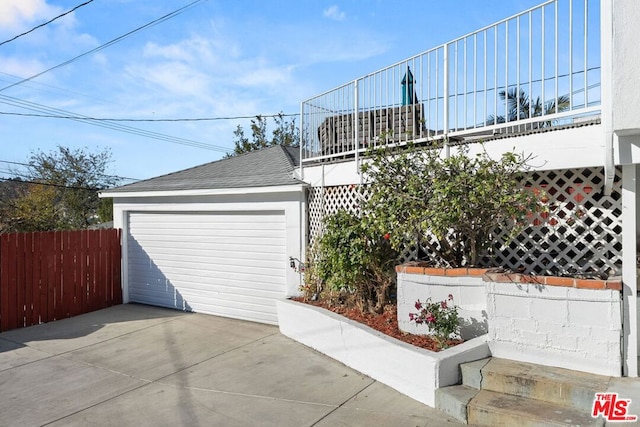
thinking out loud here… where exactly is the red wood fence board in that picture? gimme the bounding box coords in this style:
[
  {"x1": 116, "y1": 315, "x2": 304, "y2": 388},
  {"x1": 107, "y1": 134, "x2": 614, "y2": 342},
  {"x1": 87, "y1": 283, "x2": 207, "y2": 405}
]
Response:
[
  {"x1": 30, "y1": 233, "x2": 41, "y2": 326},
  {"x1": 0, "y1": 234, "x2": 12, "y2": 331},
  {"x1": 0, "y1": 229, "x2": 122, "y2": 332},
  {"x1": 24, "y1": 233, "x2": 34, "y2": 326},
  {"x1": 6, "y1": 234, "x2": 18, "y2": 331}
]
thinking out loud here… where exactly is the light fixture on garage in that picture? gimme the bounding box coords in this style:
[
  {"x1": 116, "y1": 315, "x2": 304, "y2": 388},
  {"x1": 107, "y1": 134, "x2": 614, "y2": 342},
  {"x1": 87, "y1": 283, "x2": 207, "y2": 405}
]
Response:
[{"x1": 289, "y1": 256, "x2": 305, "y2": 273}]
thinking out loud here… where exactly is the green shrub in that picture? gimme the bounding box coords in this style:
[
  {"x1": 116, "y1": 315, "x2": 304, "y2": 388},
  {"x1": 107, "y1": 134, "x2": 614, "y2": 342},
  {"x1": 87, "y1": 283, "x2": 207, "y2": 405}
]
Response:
[
  {"x1": 361, "y1": 143, "x2": 540, "y2": 267},
  {"x1": 310, "y1": 210, "x2": 397, "y2": 313}
]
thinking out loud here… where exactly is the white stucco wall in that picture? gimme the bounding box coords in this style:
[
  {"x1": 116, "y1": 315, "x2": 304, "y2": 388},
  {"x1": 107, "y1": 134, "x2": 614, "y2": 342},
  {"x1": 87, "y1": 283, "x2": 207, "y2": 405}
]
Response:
[
  {"x1": 611, "y1": 0, "x2": 640, "y2": 135},
  {"x1": 486, "y1": 281, "x2": 622, "y2": 377},
  {"x1": 299, "y1": 126, "x2": 605, "y2": 188}
]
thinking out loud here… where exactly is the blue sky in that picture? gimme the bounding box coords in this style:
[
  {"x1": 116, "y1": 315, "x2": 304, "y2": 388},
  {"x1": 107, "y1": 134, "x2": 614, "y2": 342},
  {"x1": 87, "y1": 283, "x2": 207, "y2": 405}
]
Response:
[{"x1": 0, "y1": 0, "x2": 546, "y2": 183}]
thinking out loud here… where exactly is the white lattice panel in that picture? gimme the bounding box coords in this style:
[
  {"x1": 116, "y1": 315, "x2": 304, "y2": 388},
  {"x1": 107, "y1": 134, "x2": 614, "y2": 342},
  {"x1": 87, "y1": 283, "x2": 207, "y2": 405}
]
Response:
[
  {"x1": 480, "y1": 167, "x2": 622, "y2": 277},
  {"x1": 308, "y1": 185, "x2": 370, "y2": 244},
  {"x1": 307, "y1": 167, "x2": 622, "y2": 278}
]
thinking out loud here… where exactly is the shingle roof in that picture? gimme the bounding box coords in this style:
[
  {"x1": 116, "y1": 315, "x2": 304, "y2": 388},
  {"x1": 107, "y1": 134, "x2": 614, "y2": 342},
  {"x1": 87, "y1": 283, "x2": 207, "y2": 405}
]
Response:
[{"x1": 105, "y1": 145, "x2": 303, "y2": 193}]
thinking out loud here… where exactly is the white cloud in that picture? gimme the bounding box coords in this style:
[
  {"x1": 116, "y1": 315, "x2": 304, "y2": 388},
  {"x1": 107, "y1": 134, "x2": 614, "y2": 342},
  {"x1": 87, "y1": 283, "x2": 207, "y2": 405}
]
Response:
[
  {"x1": 0, "y1": 0, "x2": 62, "y2": 33},
  {"x1": 91, "y1": 52, "x2": 108, "y2": 66},
  {"x1": 323, "y1": 5, "x2": 346, "y2": 22},
  {"x1": 0, "y1": 57, "x2": 45, "y2": 79}
]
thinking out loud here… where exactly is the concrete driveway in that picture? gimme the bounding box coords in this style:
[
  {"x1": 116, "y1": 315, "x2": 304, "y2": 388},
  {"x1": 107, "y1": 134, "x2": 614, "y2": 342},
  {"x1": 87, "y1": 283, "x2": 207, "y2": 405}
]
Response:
[{"x1": 0, "y1": 304, "x2": 463, "y2": 426}]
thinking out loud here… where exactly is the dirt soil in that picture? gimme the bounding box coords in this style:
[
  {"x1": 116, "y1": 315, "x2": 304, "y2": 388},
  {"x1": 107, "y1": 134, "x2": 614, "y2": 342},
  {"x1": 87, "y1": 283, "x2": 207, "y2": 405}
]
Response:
[{"x1": 293, "y1": 298, "x2": 462, "y2": 352}]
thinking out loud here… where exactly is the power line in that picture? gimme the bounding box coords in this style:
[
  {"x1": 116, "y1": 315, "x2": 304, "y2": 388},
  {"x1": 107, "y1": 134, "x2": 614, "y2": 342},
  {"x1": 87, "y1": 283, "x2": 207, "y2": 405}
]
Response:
[
  {"x1": 0, "y1": 111, "x2": 298, "y2": 122},
  {"x1": 0, "y1": 176, "x2": 100, "y2": 191},
  {"x1": 0, "y1": 1, "x2": 94, "y2": 48},
  {"x1": 0, "y1": 159, "x2": 138, "y2": 182},
  {"x1": 0, "y1": 0, "x2": 208, "y2": 93},
  {"x1": 0, "y1": 71, "x2": 116, "y2": 106},
  {"x1": 0, "y1": 94, "x2": 228, "y2": 152}
]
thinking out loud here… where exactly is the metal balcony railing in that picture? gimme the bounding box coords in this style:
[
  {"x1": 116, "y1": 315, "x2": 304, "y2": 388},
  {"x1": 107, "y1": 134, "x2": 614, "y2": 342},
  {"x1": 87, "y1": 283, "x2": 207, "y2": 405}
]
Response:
[{"x1": 300, "y1": 0, "x2": 602, "y2": 164}]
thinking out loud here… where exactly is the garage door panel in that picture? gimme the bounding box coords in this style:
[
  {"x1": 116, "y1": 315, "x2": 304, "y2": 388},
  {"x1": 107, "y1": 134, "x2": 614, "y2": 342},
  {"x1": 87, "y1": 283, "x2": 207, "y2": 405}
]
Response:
[
  {"x1": 128, "y1": 244, "x2": 286, "y2": 260},
  {"x1": 128, "y1": 251, "x2": 286, "y2": 268},
  {"x1": 179, "y1": 282, "x2": 284, "y2": 299},
  {"x1": 130, "y1": 228, "x2": 285, "y2": 240},
  {"x1": 129, "y1": 288, "x2": 188, "y2": 311},
  {"x1": 132, "y1": 219, "x2": 284, "y2": 233},
  {"x1": 130, "y1": 268, "x2": 285, "y2": 290},
  {"x1": 178, "y1": 290, "x2": 281, "y2": 310},
  {"x1": 127, "y1": 211, "x2": 286, "y2": 325},
  {"x1": 194, "y1": 304, "x2": 277, "y2": 324},
  {"x1": 128, "y1": 253, "x2": 285, "y2": 270},
  {"x1": 129, "y1": 257, "x2": 285, "y2": 278},
  {"x1": 128, "y1": 240, "x2": 286, "y2": 255}
]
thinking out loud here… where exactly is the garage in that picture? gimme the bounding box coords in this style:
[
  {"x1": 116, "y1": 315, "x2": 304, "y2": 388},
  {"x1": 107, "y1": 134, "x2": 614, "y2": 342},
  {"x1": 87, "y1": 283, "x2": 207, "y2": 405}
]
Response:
[
  {"x1": 127, "y1": 211, "x2": 287, "y2": 324},
  {"x1": 101, "y1": 145, "x2": 306, "y2": 325}
]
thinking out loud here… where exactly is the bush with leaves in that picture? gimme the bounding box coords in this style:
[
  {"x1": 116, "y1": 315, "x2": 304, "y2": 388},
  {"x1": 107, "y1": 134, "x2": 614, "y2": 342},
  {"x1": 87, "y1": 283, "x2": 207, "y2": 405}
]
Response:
[
  {"x1": 310, "y1": 210, "x2": 397, "y2": 313},
  {"x1": 361, "y1": 143, "x2": 540, "y2": 267}
]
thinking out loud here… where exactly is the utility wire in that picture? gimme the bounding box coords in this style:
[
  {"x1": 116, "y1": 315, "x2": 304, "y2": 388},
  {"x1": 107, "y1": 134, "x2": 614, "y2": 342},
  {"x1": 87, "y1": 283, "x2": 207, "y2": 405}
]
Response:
[
  {"x1": 0, "y1": 94, "x2": 228, "y2": 152},
  {"x1": 0, "y1": 111, "x2": 298, "y2": 122},
  {"x1": 0, "y1": 176, "x2": 100, "y2": 191},
  {"x1": 0, "y1": 71, "x2": 116, "y2": 106},
  {"x1": 0, "y1": 159, "x2": 138, "y2": 182},
  {"x1": 0, "y1": 0, "x2": 208, "y2": 93},
  {"x1": 0, "y1": 1, "x2": 94, "y2": 48}
]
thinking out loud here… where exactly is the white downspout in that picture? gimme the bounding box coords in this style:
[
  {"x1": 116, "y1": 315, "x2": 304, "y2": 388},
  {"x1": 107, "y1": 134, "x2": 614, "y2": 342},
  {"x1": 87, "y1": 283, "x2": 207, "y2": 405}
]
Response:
[{"x1": 601, "y1": 0, "x2": 614, "y2": 196}]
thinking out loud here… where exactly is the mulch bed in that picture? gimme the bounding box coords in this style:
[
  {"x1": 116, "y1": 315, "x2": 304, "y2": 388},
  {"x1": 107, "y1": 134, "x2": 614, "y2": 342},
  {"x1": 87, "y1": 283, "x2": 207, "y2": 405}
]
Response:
[{"x1": 292, "y1": 298, "x2": 462, "y2": 352}]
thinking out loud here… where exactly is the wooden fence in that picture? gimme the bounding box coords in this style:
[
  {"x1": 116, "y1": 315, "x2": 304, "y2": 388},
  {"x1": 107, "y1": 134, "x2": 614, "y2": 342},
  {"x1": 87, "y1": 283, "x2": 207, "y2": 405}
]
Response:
[{"x1": 0, "y1": 229, "x2": 122, "y2": 332}]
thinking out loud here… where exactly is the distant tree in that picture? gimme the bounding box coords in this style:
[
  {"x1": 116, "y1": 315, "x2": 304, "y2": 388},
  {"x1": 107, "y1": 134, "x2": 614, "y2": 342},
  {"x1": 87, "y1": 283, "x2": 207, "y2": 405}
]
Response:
[
  {"x1": 0, "y1": 146, "x2": 119, "y2": 232},
  {"x1": 486, "y1": 88, "x2": 570, "y2": 126},
  {"x1": 4, "y1": 184, "x2": 58, "y2": 232},
  {"x1": 226, "y1": 112, "x2": 299, "y2": 157}
]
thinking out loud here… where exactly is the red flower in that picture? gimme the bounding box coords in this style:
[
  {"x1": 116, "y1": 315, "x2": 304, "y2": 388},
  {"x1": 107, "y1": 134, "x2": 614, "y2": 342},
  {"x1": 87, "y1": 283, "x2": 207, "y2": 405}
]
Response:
[
  {"x1": 426, "y1": 312, "x2": 435, "y2": 323},
  {"x1": 383, "y1": 233, "x2": 391, "y2": 240},
  {"x1": 441, "y1": 301, "x2": 448, "y2": 309},
  {"x1": 415, "y1": 300, "x2": 422, "y2": 310},
  {"x1": 448, "y1": 294, "x2": 453, "y2": 301}
]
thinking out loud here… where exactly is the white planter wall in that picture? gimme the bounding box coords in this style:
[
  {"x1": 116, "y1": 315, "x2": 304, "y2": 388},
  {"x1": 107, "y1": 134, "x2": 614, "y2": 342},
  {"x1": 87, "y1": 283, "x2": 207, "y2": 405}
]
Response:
[
  {"x1": 397, "y1": 270, "x2": 624, "y2": 377},
  {"x1": 277, "y1": 299, "x2": 490, "y2": 407},
  {"x1": 396, "y1": 272, "x2": 488, "y2": 341}
]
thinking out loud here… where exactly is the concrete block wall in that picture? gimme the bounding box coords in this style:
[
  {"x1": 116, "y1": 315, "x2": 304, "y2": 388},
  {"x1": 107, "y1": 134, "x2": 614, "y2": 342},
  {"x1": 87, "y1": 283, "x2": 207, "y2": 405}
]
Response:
[
  {"x1": 396, "y1": 267, "x2": 488, "y2": 341},
  {"x1": 396, "y1": 266, "x2": 624, "y2": 377},
  {"x1": 486, "y1": 281, "x2": 622, "y2": 377}
]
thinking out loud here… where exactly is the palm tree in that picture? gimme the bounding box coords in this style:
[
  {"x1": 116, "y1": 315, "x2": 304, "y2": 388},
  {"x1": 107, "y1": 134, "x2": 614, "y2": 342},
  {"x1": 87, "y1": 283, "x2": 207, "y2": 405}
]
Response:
[{"x1": 486, "y1": 87, "x2": 570, "y2": 127}]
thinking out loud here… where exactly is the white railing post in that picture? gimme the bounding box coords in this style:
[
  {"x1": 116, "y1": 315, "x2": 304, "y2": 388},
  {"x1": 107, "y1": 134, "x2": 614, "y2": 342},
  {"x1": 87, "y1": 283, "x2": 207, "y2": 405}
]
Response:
[
  {"x1": 354, "y1": 79, "x2": 359, "y2": 173},
  {"x1": 299, "y1": 102, "x2": 304, "y2": 181},
  {"x1": 443, "y1": 43, "x2": 450, "y2": 157}
]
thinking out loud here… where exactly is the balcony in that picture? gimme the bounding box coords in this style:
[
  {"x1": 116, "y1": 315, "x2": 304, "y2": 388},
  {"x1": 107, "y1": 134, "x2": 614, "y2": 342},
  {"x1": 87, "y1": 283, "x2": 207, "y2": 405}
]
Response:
[{"x1": 300, "y1": 0, "x2": 602, "y2": 164}]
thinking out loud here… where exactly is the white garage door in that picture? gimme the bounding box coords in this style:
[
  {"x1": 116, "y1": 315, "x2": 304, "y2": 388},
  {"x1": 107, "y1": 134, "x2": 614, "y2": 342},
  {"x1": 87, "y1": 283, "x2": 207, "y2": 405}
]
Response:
[{"x1": 127, "y1": 211, "x2": 286, "y2": 324}]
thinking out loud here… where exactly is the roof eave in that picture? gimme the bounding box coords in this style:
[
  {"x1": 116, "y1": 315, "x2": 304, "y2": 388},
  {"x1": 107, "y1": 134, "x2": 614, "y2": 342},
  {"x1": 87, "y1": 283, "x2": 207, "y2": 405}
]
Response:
[{"x1": 99, "y1": 183, "x2": 308, "y2": 199}]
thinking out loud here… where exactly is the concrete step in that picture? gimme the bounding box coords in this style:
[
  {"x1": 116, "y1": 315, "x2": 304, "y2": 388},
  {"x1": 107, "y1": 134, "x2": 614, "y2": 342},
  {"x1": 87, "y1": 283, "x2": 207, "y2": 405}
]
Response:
[
  {"x1": 460, "y1": 357, "x2": 490, "y2": 389},
  {"x1": 438, "y1": 357, "x2": 614, "y2": 425},
  {"x1": 468, "y1": 389, "x2": 604, "y2": 427},
  {"x1": 435, "y1": 384, "x2": 479, "y2": 423},
  {"x1": 479, "y1": 358, "x2": 611, "y2": 412}
]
